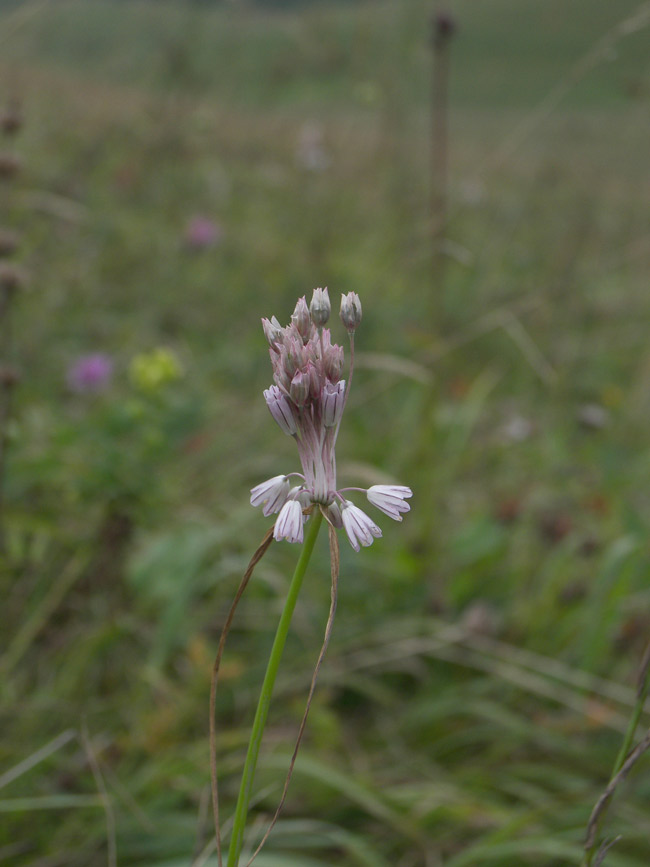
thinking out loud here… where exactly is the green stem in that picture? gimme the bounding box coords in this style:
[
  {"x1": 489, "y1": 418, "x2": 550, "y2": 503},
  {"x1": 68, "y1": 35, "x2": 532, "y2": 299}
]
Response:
[{"x1": 226, "y1": 509, "x2": 323, "y2": 867}]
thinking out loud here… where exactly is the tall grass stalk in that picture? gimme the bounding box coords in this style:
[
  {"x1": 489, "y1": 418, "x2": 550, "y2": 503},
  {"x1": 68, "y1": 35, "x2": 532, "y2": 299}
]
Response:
[{"x1": 582, "y1": 645, "x2": 650, "y2": 866}]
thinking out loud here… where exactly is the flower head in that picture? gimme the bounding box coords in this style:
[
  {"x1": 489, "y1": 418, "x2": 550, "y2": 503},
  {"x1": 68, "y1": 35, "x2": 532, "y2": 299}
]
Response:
[
  {"x1": 185, "y1": 216, "x2": 222, "y2": 250},
  {"x1": 250, "y1": 288, "x2": 412, "y2": 550},
  {"x1": 67, "y1": 354, "x2": 113, "y2": 394},
  {"x1": 129, "y1": 348, "x2": 182, "y2": 391}
]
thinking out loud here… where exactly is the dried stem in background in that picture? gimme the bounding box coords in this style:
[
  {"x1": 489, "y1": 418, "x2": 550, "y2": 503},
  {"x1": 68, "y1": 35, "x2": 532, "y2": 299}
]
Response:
[
  {"x1": 0, "y1": 98, "x2": 23, "y2": 556},
  {"x1": 430, "y1": 7, "x2": 456, "y2": 249}
]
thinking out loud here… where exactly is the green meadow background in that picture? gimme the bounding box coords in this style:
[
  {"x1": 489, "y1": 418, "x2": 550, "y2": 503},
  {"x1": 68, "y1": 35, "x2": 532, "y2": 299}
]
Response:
[{"x1": 1, "y1": 0, "x2": 650, "y2": 864}]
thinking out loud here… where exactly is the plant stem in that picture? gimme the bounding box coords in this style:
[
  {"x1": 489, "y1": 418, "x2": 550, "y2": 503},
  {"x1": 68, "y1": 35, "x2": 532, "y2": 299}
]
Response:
[{"x1": 226, "y1": 509, "x2": 323, "y2": 867}]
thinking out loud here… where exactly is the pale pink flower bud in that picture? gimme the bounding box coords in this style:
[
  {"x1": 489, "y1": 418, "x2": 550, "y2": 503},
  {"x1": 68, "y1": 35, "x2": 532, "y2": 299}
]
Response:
[
  {"x1": 274, "y1": 499, "x2": 304, "y2": 543},
  {"x1": 340, "y1": 292, "x2": 362, "y2": 333},
  {"x1": 264, "y1": 385, "x2": 297, "y2": 435},
  {"x1": 290, "y1": 486, "x2": 312, "y2": 510},
  {"x1": 322, "y1": 380, "x2": 346, "y2": 427},
  {"x1": 291, "y1": 296, "x2": 311, "y2": 340},
  {"x1": 273, "y1": 347, "x2": 293, "y2": 391},
  {"x1": 319, "y1": 328, "x2": 332, "y2": 351},
  {"x1": 287, "y1": 342, "x2": 306, "y2": 376},
  {"x1": 306, "y1": 361, "x2": 320, "y2": 400},
  {"x1": 309, "y1": 287, "x2": 330, "y2": 327},
  {"x1": 324, "y1": 344, "x2": 344, "y2": 381},
  {"x1": 341, "y1": 501, "x2": 382, "y2": 551},
  {"x1": 366, "y1": 485, "x2": 413, "y2": 521},
  {"x1": 250, "y1": 475, "x2": 291, "y2": 516},
  {"x1": 290, "y1": 370, "x2": 310, "y2": 407},
  {"x1": 262, "y1": 316, "x2": 283, "y2": 347},
  {"x1": 273, "y1": 366, "x2": 291, "y2": 393},
  {"x1": 322, "y1": 500, "x2": 343, "y2": 529}
]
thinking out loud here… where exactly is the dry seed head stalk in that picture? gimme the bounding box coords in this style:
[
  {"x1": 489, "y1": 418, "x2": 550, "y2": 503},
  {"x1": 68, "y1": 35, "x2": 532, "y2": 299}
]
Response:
[
  {"x1": 0, "y1": 263, "x2": 26, "y2": 295},
  {"x1": 0, "y1": 229, "x2": 19, "y2": 258},
  {"x1": 433, "y1": 10, "x2": 457, "y2": 46},
  {"x1": 1, "y1": 102, "x2": 22, "y2": 136},
  {"x1": 0, "y1": 364, "x2": 20, "y2": 389},
  {"x1": 0, "y1": 153, "x2": 22, "y2": 180}
]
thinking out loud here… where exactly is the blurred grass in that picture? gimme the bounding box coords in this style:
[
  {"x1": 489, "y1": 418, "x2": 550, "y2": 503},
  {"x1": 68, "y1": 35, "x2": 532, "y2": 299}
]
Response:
[{"x1": 1, "y1": 0, "x2": 650, "y2": 864}]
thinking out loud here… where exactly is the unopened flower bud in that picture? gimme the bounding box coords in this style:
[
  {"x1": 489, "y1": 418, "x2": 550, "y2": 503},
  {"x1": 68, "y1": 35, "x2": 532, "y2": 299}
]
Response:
[
  {"x1": 340, "y1": 292, "x2": 362, "y2": 333},
  {"x1": 291, "y1": 296, "x2": 311, "y2": 340},
  {"x1": 306, "y1": 361, "x2": 320, "y2": 400},
  {"x1": 262, "y1": 315, "x2": 283, "y2": 347},
  {"x1": 290, "y1": 370, "x2": 310, "y2": 407},
  {"x1": 287, "y1": 339, "x2": 306, "y2": 375},
  {"x1": 322, "y1": 500, "x2": 343, "y2": 529},
  {"x1": 272, "y1": 365, "x2": 291, "y2": 393},
  {"x1": 0, "y1": 229, "x2": 19, "y2": 258},
  {"x1": 277, "y1": 345, "x2": 297, "y2": 382},
  {"x1": 0, "y1": 152, "x2": 22, "y2": 179},
  {"x1": 264, "y1": 385, "x2": 297, "y2": 435},
  {"x1": 290, "y1": 486, "x2": 312, "y2": 510},
  {"x1": 309, "y1": 287, "x2": 330, "y2": 327},
  {"x1": 322, "y1": 380, "x2": 345, "y2": 427},
  {"x1": 324, "y1": 344, "x2": 343, "y2": 381}
]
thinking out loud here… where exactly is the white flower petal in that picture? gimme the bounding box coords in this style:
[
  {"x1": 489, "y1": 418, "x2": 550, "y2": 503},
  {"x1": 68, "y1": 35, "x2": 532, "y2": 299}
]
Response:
[
  {"x1": 250, "y1": 475, "x2": 290, "y2": 515},
  {"x1": 274, "y1": 500, "x2": 304, "y2": 544},
  {"x1": 366, "y1": 485, "x2": 412, "y2": 521},
  {"x1": 341, "y1": 501, "x2": 382, "y2": 552}
]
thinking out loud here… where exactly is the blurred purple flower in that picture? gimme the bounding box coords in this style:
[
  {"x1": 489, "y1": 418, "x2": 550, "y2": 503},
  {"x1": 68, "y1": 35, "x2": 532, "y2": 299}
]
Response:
[
  {"x1": 67, "y1": 354, "x2": 114, "y2": 394},
  {"x1": 184, "y1": 216, "x2": 222, "y2": 250}
]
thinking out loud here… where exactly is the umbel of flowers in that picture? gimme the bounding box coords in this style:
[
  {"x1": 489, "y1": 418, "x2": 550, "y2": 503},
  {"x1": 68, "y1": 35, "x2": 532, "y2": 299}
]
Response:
[{"x1": 251, "y1": 287, "x2": 412, "y2": 550}]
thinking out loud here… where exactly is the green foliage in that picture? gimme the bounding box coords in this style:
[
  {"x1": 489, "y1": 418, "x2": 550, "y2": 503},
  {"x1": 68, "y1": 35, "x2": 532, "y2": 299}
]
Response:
[{"x1": 1, "y1": 0, "x2": 650, "y2": 864}]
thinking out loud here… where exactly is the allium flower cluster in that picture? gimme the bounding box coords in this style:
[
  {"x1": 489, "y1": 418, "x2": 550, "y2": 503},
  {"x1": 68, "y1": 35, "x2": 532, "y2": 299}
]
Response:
[{"x1": 250, "y1": 287, "x2": 412, "y2": 551}]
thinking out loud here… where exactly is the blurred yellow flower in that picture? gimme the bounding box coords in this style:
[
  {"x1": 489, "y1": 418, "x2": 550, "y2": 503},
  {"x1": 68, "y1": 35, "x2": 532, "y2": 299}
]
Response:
[{"x1": 129, "y1": 348, "x2": 182, "y2": 391}]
